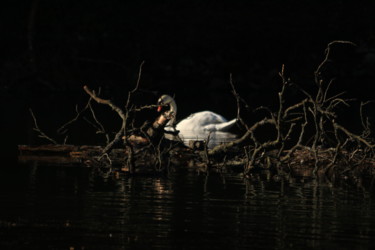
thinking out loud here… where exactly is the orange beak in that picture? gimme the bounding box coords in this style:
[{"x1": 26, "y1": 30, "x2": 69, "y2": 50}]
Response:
[{"x1": 157, "y1": 106, "x2": 162, "y2": 112}]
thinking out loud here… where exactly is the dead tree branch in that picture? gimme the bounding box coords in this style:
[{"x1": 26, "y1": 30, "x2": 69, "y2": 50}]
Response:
[
  {"x1": 83, "y1": 85, "x2": 126, "y2": 154},
  {"x1": 29, "y1": 108, "x2": 57, "y2": 144}
]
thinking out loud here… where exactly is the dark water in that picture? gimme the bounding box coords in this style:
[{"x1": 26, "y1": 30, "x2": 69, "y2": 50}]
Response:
[{"x1": 1, "y1": 158, "x2": 375, "y2": 250}]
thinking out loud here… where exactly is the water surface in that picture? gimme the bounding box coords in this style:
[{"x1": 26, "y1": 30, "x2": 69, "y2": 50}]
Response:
[{"x1": 1, "y1": 159, "x2": 375, "y2": 249}]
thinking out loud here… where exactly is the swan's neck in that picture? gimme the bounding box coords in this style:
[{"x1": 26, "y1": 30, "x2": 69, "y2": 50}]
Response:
[{"x1": 166, "y1": 99, "x2": 177, "y2": 126}]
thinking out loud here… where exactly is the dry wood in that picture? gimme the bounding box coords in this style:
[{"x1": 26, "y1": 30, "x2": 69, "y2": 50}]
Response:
[{"x1": 22, "y1": 41, "x2": 374, "y2": 179}]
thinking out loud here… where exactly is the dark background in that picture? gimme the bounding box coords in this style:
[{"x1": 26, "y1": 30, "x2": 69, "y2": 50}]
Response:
[{"x1": 1, "y1": 0, "x2": 375, "y2": 157}]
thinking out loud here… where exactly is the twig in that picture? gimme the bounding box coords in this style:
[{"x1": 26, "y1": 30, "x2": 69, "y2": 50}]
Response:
[
  {"x1": 154, "y1": 136, "x2": 165, "y2": 171},
  {"x1": 83, "y1": 86, "x2": 126, "y2": 120},
  {"x1": 360, "y1": 101, "x2": 373, "y2": 138},
  {"x1": 83, "y1": 85, "x2": 126, "y2": 154},
  {"x1": 280, "y1": 102, "x2": 309, "y2": 162},
  {"x1": 29, "y1": 108, "x2": 57, "y2": 144},
  {"x1": 333, "y1": 122, "x2": 374, "y2": 148},
  {"x1": 122, "y1": 61, "x2": 145, "y2": 161},
  {"x1": 229, "y1": 73, "x2": 241, "y2": 121},
  {"x1": 87, "y1": 102, "x2": 110, "y2": 144},
  {"x1": 315, "y1": 40, "x2": 357, "y2": 83},
  {"x1": 208, "y1": 117, "x2": 274, "y2": 156},
  {"x1": 57, "y1": 93, "x2": 95, "y2": 135},
  {"x1": 203, "y1": 132, "x2": 212, "y2": 171}
]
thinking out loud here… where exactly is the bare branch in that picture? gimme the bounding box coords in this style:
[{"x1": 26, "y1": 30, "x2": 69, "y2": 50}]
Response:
[
  {"x1": 333, "y1": 122, "x2": 374, "y2": 148},
  {"x1": 83, "y1": 85, "x2": 126, "y2": 154},
  {"x1": 29, "y1": 108, "x2": 57, "y2": 144},
  {"x1": 209, "y1": 118, "x2": 275, "y2": 156},
  {"x1": 229, "y1": 73, "x2": 241, "y2": 121},
  {"x1": 83, "y1": 85, "x2": 126, "y2": 120},
  {"x1": 57, "y1": 97, "x2": 92, "y2": 134},
  {"x1": 315, "y1": 40, "x2": 357, "y2": 81}
]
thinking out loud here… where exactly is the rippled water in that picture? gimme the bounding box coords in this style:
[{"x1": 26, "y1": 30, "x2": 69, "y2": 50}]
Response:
[{"x1": 1, "y1": 158, "x2": 375, "y2": 249}]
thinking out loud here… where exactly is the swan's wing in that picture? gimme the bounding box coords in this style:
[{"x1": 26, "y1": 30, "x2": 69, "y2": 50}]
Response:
[
  {"x1": 203, "y1": 118, "x2": 237, "y2": 131},
  {"x1": 176, "y1": 111, "x2": 228, "y2": 130},
  {"x1": 190, "y1": 111, "x2": 228, "y2": 124}
]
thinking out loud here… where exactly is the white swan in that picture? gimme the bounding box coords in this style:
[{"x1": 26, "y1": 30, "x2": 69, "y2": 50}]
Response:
[{"x1": 157, "y1": 95, "x2": 237, "y2": 132}]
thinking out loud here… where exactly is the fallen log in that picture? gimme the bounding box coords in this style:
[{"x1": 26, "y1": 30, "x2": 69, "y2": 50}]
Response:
[{"x1": 18, "y1": 144, "x2": 126, "y2": 166}]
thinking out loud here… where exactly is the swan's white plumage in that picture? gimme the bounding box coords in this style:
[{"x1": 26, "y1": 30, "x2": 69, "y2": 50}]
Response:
[
  {"x1": 157, "y1": 95, "x2": 237, "y2": 132},
  {"x1": 176, "y1": 111, "x2": 236, "y2": 131}
]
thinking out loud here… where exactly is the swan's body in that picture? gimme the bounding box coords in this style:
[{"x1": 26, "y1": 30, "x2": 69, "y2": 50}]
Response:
[
  {"x1": 175, "y1": 111, "x2": 236, "y2": 131},
  {"x1": 157, "y1": 95, "x2": 237, "y2": 132}
]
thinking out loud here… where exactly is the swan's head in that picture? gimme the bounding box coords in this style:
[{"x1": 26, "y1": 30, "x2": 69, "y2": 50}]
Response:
[
  {"x1": 157, "y1": 95, "x2": 175, "y2": 112},
  {"x1": 157, "y1": 94, "x2": 177, "y2": 127}
]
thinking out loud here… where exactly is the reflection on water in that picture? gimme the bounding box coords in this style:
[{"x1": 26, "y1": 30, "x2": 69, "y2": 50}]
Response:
[
  {"x1": 1, "y1": 160, "x2": 375, "y2": 249},
  {"x1": 165, "y1": 130, "x2": 237, "y2": 148}
]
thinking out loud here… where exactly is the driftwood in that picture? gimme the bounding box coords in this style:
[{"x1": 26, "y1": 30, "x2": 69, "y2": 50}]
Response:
[
  {"x1": 20, "y1": 41, "x2": 375, "y2": 181},
  {"x1": 18, "y1": 144, "x2": 117, "y2": 165}
]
